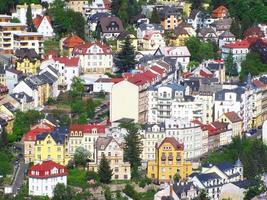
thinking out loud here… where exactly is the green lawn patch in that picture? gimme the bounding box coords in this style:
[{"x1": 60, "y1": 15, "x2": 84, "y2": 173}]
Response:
[{"x1": 68, "y1": 169, "x2": 88, "y2": 188}]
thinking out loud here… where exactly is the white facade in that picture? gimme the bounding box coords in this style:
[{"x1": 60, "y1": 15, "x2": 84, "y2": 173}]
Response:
[
  {"x1": 12, "y1": 4, "x2": 43, "y2": 25},
  {"x1": 72, "y1": 42, "x2": 113, "y2": 74},
  {"x1": 36, "y1": 16, "x2": 54, "y2": 38},
  {"x1": 6, "y1": 69, "x2": 21, "y2": 92},
  {"x1": 93, "y1": 78, "x2": 114, "y2": 93},
  {"x1": 29, "y1": 175, "x2": 67, "y2": 198}
]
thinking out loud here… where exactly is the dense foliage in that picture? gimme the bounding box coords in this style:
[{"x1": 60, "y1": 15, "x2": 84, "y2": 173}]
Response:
[
  {"x1": 98, "y1": 154, "x2": 113, "y2": 184},
  {"x1": 240, "y1": 52, "x2": 267, "y2": 81},
  {"x1": 120, "y1": 123, "x2": 143, "y2": 179},
  {"x1": 185, "y1": 37, "x2": 216, "y2": 64},
  {"x1": 114, "y1": 36, "x2": 136, "y2": 72},
  {"x1": 224, "y1": 50, "x2": 238, "y2": 77},
  {"x1": 26, "y1": 4, "x2": 37, "y2": 32},
  {"x1": 48, "y1": 0, "x2": 85, "y2": 39},
  {"x1": 0, "y1": 149, "x2": 13, "y2": 177},
  {"x1": 204, "y1": 137, "x2": 267, "y2": 179},
  {"x1": 73, "y1": 147, "x2": 90, "y2": 167},
  {"x1": 11, "y1": 110, "x2": 44, "y2": 142}
]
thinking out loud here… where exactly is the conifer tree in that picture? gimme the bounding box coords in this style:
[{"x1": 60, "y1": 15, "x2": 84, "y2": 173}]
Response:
[
  {"x1": 114, "y1": 36, "x2": 136, "y2": 72},
  {"x1": 150, "y1": 8, "x2": 160, "y2": 24},
  {"x1": 26, "y1": 4, "x2": 36, "y2": 32},
  {"x1": 98, "y1": 154, "x2": 113, "y2": 184}
]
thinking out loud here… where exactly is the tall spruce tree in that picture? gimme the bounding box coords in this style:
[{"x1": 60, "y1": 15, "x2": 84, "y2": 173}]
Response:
[
  {"x1": 225, "y1": 50, "x2": 238, "y2": 77},
  {"x1": 150, "y1": 8, "x2": 160, "y2": 24},
  {"x1": 114, "y1": 36, "x2": 136, "y2": 72},
  {"x1": 230, "y1": 19, "x2": 242, "y2": 39},
  {"x1": 26, "y1": 4, "x2": 36, "y2": 32},
  {"x1": 121, "y1": 123, "x2": 142, "y2": 179},
  {"x1": 98, "y1": 154, "x2": 113, "y2": 184}
]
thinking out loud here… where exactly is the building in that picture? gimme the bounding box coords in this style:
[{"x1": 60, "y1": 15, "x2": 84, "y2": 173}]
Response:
[
  {"x1": 34, "y1": 127, "x2": 69, "y2": 165},
  {"x1": 28, "y1": 160, "x2": 68, "y2": 198},
  {"x1": 68, "y1": 124, "x2": 106, "y2": 159},
  {"x1": 198, "y1": 27, "x2": 218, "y2": 42},
  {"x1": 0, "y1": 23, "x2": 25, "y2": 54},
  {"x1": 190, "y1": 160, "x2": 244, "y2": 200},
  {"x1": 221, "y1": 40, "x2": 250, "y2": 72},
  {"x1": 15, "y1": 49, "x2": 40, "y2": 75},
  {"x1": 169, "y1": 27, "x2": 190, "y2": 46},
  {"x1": 33, "y1": 15, "x2": 54, "y2": 38},
  {"x1": 66, "y1": 0, "x2": 88, "y2": 13},
  {"x1": 219, "y1": 112, "x2": 242, "y2": 137},
  {"x1": 23, "y1": 126, "x2": 54, "y2": 163},
  {"x1": 147, "y1": 137, "x2": 192, "y2": 183},
  {"x1": 12, "y1": 3, "x2": 43, "y2": 24},
  {"x1": 158, "y1": 6, "x2": 182, "y2": 30},
  {"x1": 83, "y1": 0, "x2": 111, "y2": 18},
  {"x1": 142, "y1": 31, "x2": 166, "y2": 50},
  {"x1": 89, "y1": 136, "x2": 131, "y2": 180},
  {"x1": 98, "y1": 16, "x2": 124, "y2": 39},
  {"x1": 72, "y1": 41, "x2": 113, "y2": 74},
  {"x1": 154, "y1": 46, "x2": 190, "y2": 71},
  {"x1": 218, "y1": 30, "x2": 236, "y2": 48},
  {"x1": 61, "y1": 34, "x2": 85, "y2": 56},
  {"x1": 220, "y1": 180, "x2": 251, "y2": 200},
  {"x1": 5, "y1": 68, "x2": 23, "y2": 92},
  {"x1": 212, "y1": 5, "x2": 228, "y2": 19},
  {"x1": 93, "y1": 78, "x2": 114, "y2": 93},
  {"x1": 87, "y1": 12, "x2": 111, "y2": 32},
  {"x1": 116, "y1": 31, "x2": 137, "y2": 51},
  {"x1": 137, "y1": 23, "x2": 164, "y2": 43},
  {"x1": 13, "y1": 32, "x2": 44, "y2": 56},
  {"x1": 0, "y1": 15, "x2": 11, "y2": 23}
]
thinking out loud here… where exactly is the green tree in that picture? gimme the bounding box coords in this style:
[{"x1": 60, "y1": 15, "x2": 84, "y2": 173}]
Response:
[
  {"x1": 230, "y1": 19, "x2": 242, "y2": 39},
  {"x1": 86, "y1": 98, "x2": 96, "y2": 119},
  {"x1": 150, "y1": 8, "x2": 160, "y2": 24},
  {"x1": 240, "y1": 52, "x2": 267, "y2": 81},
  {"x1": 121, "y1": 123, "x2": 142, "y2": 179},
  {"x1": 118, "y1": 0, "x2": 128, "y2": 25},
  {"x1": 245, "y1": 178, "x2": 267, "y2": 200},
  {"x1": 53, "y1": 183, "x2": 74, "y2": 200},
  {"x1": 98, "y1": 154, "x2": 113, "y2": 184},
  {"x1": 111, "y1": 0, "x2": 121, "y2": 16},
  {"x1": 114, "y1": 36, "x2": 136, "y2": 72},
  {"x1": 74, "y1": 147, "x2": 90, "y2": 167},
  {"x1": 195, "y1": 189, "x2": 209, "y2": 200},
  {"x1": 70, "y1": 77, "x2": 84, "y2": 99},
  {"x1": 0, "y1": 128, "x2": 8, "y2": 148},
  {"x1": 225, "y1": 50, "x2": 238, "y2": 77},
  {"x1": 190, "y1": 0, "x2": 204, "y2": 10},
  {"x1": 86, "y1": 170, "x2": 99, "y2": 182},
  {"x1": 123, "y1": 184, "x2": 141, "y2": 200},
  {"x1": 0, "y1": 0, "x2": 16, "y2": 14},
  {"x1": 104, "y1": 187, "x2": 113, "y2": 200},
  {"x1": 19, "y1": 0, "x2": 40, "y2": 4},
  {"x1": 26, "y1": 4, "x2": 37, "y2": 32},
  {"x1": 10, "y1": 17, "x2": 21, "y2": 23}
]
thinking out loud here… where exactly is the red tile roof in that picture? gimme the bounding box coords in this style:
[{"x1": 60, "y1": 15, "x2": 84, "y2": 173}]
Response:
[
  {"x1": 54, "y1": 57, "x2": 79, "y2": 67},
  {"x1": 223, "y1": 40, "x2": 250, "y2": 49},
  {"x1": 73, "y1": 41, "x2": 112, "y2": 55},
  {"x1": 69, "y1": 124, "x2": 105, "y2": 134},
  {"x1": 199, "y1": 70, "x2": 213, "y2": 78},
  {"x1": 23, "y1": 127, "x2": 53, "y2": 141},
  {"x1": 143, "y1": 31, "x2": 160, "y2": 40},
  {"x1": 207, "y1": 121, "x2": 228, "y2": 136},
  {"x1": 212, "y1": 5, "x2": 228, "y2": 18},
  {"x1": 28, "y1": 161, "x2": 67, "y2": 178},
  {"x1": 157, "y1": 137, "x2": 184, "y2": 151},
  {"x1": 33, "y1": 15, "x2": 52, "y2": 28},
  {"x1": 244, "y1": 26, "x2": 264, "y2": 39},
  {"x1": 150, "y1": 66, "x2": 165, "y2": 76},
  {"x1": 223, "y1": 111, "x2": 242, "y2": 123},
  {"x1": 111, "y1": 77, "x2": 124, "y2": 83},
  {"x1": 253, "y1": 79, "x2": 266, "y2": 89},
  {"x1": 63, "y1": 35, "x2": 85, "y2": 49}
]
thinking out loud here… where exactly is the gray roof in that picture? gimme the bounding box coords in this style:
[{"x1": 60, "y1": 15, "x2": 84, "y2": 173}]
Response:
[
  {"x1": 11, "y1": 92, "x2": 33, "y2": 103},
  {"x1": 165, "y1": 83, "x2": 186, "y2": 91},
  {"x1": 198, "y1": 27, "x2": 217, "y2": 37},
  {"x1": 36, "y1": 127, "x2": 68, "y2": 144},
  {"x1": 173, "y1": 182, "x2": 199, "y2": 199},
  {"x1": 196, "y1": 172, "x2": 221, "y2": 183},
  {"x1": 219, "y1": 30, "x2": 235, "y2": 39},
  {"x1": 15, "y1": 48, "x2": 39, "y2": 61},
  {"x1": 215, "y1": 87, "x2": 245, "y2": 101},
  {"x1": 99, "y1": 16, "x2": 124, "y2": 33},
  {"x1": 232, "y1": 180, "x2": 251, "y2": 189},
  {"x1": 138, "y1": 23, "x2": 163, "y2": 31},
  {"x1": 88, "y1": 12, "x2": 111, "y2": 23},
  {"x1": 24, "y1": 71, "x2": 57, "y2": 90},
  {"x1": 157, "y1": 6, "x2": 182, "y2": 19},
  {"x1": 144, "y1": 123, "x2": 165, "y2": 132}
]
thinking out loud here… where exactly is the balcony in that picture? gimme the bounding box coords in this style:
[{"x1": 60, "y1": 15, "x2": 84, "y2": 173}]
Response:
[
  {"x1": 158, "y1": 101, "x2": 171, "y2": 105},
  {"x1": 158, "y1": 106, "x2": 171, "y2": 111},
  {"x1": 157, "y1": 114, "x2": 171, "y2": 118}
]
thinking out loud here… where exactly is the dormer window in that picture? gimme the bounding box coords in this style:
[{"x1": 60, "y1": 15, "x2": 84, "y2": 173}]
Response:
[{"x1": 101, "y1": 145, "x2": 104, "y2": 149}]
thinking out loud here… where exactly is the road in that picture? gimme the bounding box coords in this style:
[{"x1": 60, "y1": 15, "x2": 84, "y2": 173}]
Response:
[{"x1": 12, "y1": 158, "x2": 25, "y2": 195}]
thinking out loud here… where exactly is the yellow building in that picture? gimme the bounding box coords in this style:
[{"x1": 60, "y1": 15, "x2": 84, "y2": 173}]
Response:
[
  {"x1": 147, "y1": 137, "x2": 192, "y2": 183},
  {"x1": 183, "y1": 2, "x2": 191, "y2": 17},
  {"x1": 34, "y1": 130, "x2": 69, "y2": 165},
  {"x1": 116, "y1": 31, "x2": 138, "y2": 51},
  {"x1": 219, "y1": 111, "x2": 243, "y2": 137},
  {"x1": 15, "y1": 49, "x2": 40, "y2": 75},
  {"x1": 156, "y1": 0, "x2": 179, "y2": 5},
  {"x1": 0, "y1": 103, "x2": 15, "y2": 133},
  {"x1": 169, "y1": 28, "x2": 190, "y2": 46},
  {"x1": 67, "y1": 0, "x2": 87, "y2": 13}
]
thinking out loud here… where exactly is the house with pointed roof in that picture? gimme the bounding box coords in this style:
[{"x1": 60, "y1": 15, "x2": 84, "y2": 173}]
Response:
[
  {"x1": 218, "y1": 30, "x2": 235, "y2": 48},
  {"x1": 116, "y1": 31, "x2": 137, "y2": 51},
  {"x1": 89, "y1": 136, "x2": 131, "y2": 180},
  {"x1": 198, "y1": 27, "x2": 218, "y2": 42},
  {"x1": 169, "y1": 27, "x2": 190, "y2": 46},
  {"x1": 33, "y1": 15, "x2": 54, "y2": 38},
  {"x1": 212, "y1": 5, "x2": 228, "y2": 19},
  {"x1": 142, "y1": 30, "x2": 166, "y2": 50},
  {"x1": 98, "y1": 16, "x2": 124, "y2": 39},
  {"x1": 219, "y1": 111, "x2": 242, "y2": 137},
  {"x1": 61, "y1": 34, "x2": 85, "y2": 56},
  {"x1": 15, "y1": 48, "x2": 40, "y2": 75},
  {"x1": 28, "y1": 160, "x2": 68, "y2": 197},
  {"x1": 147, "y1": 137, "x2": 192, "y2": 183}
]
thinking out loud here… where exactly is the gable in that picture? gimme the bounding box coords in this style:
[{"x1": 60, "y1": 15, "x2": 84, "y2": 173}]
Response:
[{"x1": 202, "y1": 166, "x2": 229, "y2": 179}]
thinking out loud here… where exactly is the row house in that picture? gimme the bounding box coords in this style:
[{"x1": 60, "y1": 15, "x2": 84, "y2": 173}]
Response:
[
  {"x1": 141, "y1": 119, "x2": 208, "y2": 162},
  {"x1": 68, "y1": 124, "x2": 106, "y2": 159},
  {"x1": 147, "y1": 137, "x2": 192, "y2": 183},
  {"x1": 0, "y1": 23, "x2": 25, "y2": 54},
  {"x1": 40, "y1": 56, "x2": 81, "y2": 91},
  {"x1": 0, "y1": 15, "x2": 11, "y2": 23},
  {"x1": 110, "y1": 61, "x2": 174, "y2": 124},
  {"x1": 12, "y1": 71, "x2": 58, "y2": 108},
  {"x1": 190, "y1": 160, "x2": 243, "y2": 200},
  {"x1": 72, "y1": 41, "x2": 113, "y2": 74},
  {"x1": 13, "y1": 32, "x2": 44, "y2": 56},
  {"x1": 147, "y1": 83, "x2": 208, "y2": 124},
  {"x1": 89, "y1": 136, "x2": 131, "y2": 180}
]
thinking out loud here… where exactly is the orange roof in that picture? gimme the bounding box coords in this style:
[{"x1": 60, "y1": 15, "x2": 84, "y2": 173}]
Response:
[
  {"x1": 223, "y1": 111, "x2": 242, "y2": 123},
  {"x1": 157, "y1": 137, "x2": 184, "y2": 151},
  {"x1": 33, "y1": 15, "x2": 52, "y2": 28},
  {"x1": 212, "y1": 5, "x2": 228, "y2": 18},
  {"x1": 63, "y1": 35, "x2": 85, "y2": 48},
  {"x1": 223, "y1": 40, "x2": 250, "y2": 49}
]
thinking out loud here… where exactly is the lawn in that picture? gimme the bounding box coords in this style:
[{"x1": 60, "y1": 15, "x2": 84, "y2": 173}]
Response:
[{"x1": 68, "y1": 168, "x2": 88, "y2": 188}]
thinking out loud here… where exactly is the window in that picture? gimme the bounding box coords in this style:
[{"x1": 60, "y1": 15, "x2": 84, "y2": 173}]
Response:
[
  {"x1": 115, "y1": 167, "x2": 119, "y2": 172},
  {"x1": 108, "y1": 152, "x2": 111, "y2": 156}
]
